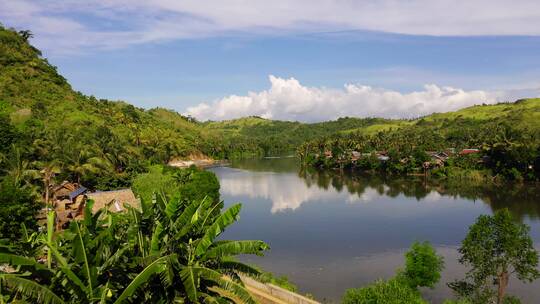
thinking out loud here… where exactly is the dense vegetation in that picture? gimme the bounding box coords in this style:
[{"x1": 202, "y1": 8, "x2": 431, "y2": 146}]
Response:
[
  {"x1": 0, "y1": 191, "x2": 269, "y2": 303},
  {"x1": 202, "y1": 116, "x2": 397, "y2": 157},
  {"x1": 131, "y1": 165, "x2": 220, "y2": 205},
  {"x1": 0, "y1": 25, "x2": 214, "y2": 190}
]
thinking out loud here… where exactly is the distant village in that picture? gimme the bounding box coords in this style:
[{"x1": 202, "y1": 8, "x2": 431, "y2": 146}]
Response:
[{"x1": 318, "y1": 148, "x2": 482, "y2": 170}]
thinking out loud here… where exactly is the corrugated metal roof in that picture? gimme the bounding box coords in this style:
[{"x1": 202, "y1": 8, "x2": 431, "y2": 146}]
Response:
[{"x1": 69, "y1": 186, "x2": 87, "y2": 200}]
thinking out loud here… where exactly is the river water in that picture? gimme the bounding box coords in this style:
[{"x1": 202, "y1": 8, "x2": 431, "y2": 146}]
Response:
[{"x1": 210, "y1": 157, "x2": 540, "y2": 303}]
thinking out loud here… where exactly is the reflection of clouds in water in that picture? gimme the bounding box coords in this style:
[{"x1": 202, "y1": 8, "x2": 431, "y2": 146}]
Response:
[
  {"x1": 358, "y1": 188, "x2": 380, "y2": 202},
  {"x1": 219, "y1": 169, "x2": 445, "y2": 213},
  {"x1": 219, "y1": 170, "x2": 347, "y2": 213},
  {"x1": 424, "y1": 191, "x2": 442, "y2": 202}
]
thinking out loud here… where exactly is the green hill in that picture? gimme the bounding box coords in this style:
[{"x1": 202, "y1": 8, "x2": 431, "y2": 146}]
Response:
[
  {"x1": 202, "y1": 116, "x2": 397, "y2": 156},
  {"x1": 202, "y1": 99, "x2": 540, "y2": 158},
  {"x1": 0, "y1": 25, "x2": 211, "y2": 189}
]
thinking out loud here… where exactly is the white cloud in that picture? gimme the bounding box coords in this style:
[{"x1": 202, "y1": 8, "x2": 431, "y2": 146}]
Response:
[
  {"x1": 184, "y1": 75, "x2": 504, "y2": 122},
  {"x1": 2, "y1": 0, "x2": 540, "y2": 53}
]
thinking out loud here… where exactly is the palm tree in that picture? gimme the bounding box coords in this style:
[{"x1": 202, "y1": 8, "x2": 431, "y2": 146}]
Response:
[
  {"x1": 64, "y1": 148, "x2": 111, "y2": 184},
  {"x1": 34, "y1": 160, "x2": 61, "y2": 205},
  {"x1": 0, "y1": 146, "x2": 39, "y2": 187}
]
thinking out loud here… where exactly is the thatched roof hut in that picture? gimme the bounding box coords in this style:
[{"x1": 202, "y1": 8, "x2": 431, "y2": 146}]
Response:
[
  {"x1": 86, "y1": 189, "x2": 141, "y2": 214},
  {"x1": 52, "y1": 181, "x2": 78, "y2": 200}
]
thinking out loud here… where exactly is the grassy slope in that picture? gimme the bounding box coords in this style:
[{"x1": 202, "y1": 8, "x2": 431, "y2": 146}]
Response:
[{"x1": 422, "y1": 99, "x2": 540, "y2": 129}]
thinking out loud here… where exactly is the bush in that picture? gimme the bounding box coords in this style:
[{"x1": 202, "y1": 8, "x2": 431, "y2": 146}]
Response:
[
  {"x1": 132, "y1": 165, "x2": 220, "y2": 204},
  {"x1": 0, "y1": 177, "x2": 40, "y2": 240},
  {"x1": 342, "y1": 278, "x2": 427, "y2": 304},
  {"x1": 132, "y1": 165, "x2": 177, "y2": 203},
  {"x1": 403, "y1": 241, "x2": 444, "y2": 288},
  {"x1": 503, "y1": 296, "x2": 522, "y2": 304}
]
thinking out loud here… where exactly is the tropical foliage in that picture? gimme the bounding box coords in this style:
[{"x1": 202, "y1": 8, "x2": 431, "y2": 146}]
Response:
[
  {"x1": 0, "y1": 175, "x2": 40, "y2": 241},
  {"x1": 131, "y1": 165, "x2": 220, "y2": 205},
  {"x1": 0, "y1": 192, "x2": 269, "y2": 303},
  {"x1": 342, "y1": 278, "x2": 427, "y2": 304}
]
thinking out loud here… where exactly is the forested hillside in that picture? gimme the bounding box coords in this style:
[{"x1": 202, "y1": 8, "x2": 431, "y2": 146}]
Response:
[
  {"x1": 0, "y1": 25, "x2": 217, "y2": 189},
  {"x1": 202, "y1": 116, "x2": 394, "y2": 157}
]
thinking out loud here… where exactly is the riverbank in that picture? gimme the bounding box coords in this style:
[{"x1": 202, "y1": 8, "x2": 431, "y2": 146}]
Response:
[{"x1": 168, "y1": 154, "x2": 229, "y2": 168}]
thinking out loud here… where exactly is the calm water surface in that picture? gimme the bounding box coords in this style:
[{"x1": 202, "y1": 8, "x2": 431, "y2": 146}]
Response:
[{"x1": 210, "y1": 158, "x2": 540, "y2": 303}]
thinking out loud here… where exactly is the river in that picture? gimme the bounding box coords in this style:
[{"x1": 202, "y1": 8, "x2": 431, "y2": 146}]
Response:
[{"x1": 210, "y1": 157, "x2": 540, "y2": 303}]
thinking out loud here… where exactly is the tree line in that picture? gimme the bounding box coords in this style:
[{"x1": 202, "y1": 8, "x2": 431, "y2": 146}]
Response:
[{"x1": 298, "y1": 118, "x2": 540, "y2": 182}]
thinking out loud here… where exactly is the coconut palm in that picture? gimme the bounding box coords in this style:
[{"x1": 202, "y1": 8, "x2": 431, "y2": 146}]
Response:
[
  {"x1": 33, "y1": 160, "x2": 61, "y2": 205},
  {"x1": 64, "y1": 148, "x2": 111, "y2": 184}
]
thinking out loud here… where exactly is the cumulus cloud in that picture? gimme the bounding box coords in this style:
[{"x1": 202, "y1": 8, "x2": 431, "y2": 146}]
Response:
[
  {"x1": 184, "y1": 75, "x2": 502, "y2": 122},
  {"x1": 2, "y1": 0, "x2": 540, "y2": 53}
]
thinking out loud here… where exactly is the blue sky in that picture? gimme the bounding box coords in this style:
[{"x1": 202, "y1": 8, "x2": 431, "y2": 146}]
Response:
[{"x1": 2, "y1": 1, "x2": 540, "y2": 121}]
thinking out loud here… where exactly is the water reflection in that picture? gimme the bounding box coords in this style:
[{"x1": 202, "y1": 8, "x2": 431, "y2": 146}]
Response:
[
  {"x1": 218, "y1": 170, "x2": 345, "y2": 213},
  {"x1": 211, "y1": 158, "x2": 540, "y2": 303},
  {"x1": 299, "y1": 168, "x2": 540, "y2": 221},
  {"x1": 224, "y1": 157, "x2": 540, "y2": 220}
]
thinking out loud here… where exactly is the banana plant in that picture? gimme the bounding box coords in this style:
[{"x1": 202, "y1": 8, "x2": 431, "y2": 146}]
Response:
[
  {"x1": 0, "y1": 192, "x2": 269, "y2": 303},
  {"x1": 0, "y1": 200, "x2": 132, "y2": 303},
  {"x1": 122, "y1": 192, "x2": 270, "y2": 303}
]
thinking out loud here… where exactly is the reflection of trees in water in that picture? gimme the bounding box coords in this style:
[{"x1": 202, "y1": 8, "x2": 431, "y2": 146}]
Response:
[
  {"x1": 298, "y1": 167, "x2": 540, "y2": 220},
  {"x1": 231, "y1": 157, "x2": 299, "y2": 173}
]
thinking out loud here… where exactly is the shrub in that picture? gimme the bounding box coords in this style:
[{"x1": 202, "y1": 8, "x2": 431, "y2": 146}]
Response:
[
  {"x1": 403, "y1": 241, "x2": 444, "y2": 288},
  {"x1": 132, "y1": 165, "x2": 220, "y2": 204},
  {"x1": 0, "y1": 177, "x2": 40, "y2": 240},
  {"x1": 342, "y1": 278, "x2": 427, "y2": 304}
]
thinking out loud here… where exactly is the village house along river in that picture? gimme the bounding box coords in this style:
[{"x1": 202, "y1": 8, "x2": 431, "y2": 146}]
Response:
[{"x1": 209, "y1": 157, "x2": 540, "y2": 303}]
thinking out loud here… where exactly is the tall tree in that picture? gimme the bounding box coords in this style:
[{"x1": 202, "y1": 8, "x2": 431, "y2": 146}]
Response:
[{"x1": 449, "y1": 209, "x2": 539, "y2": 304}]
